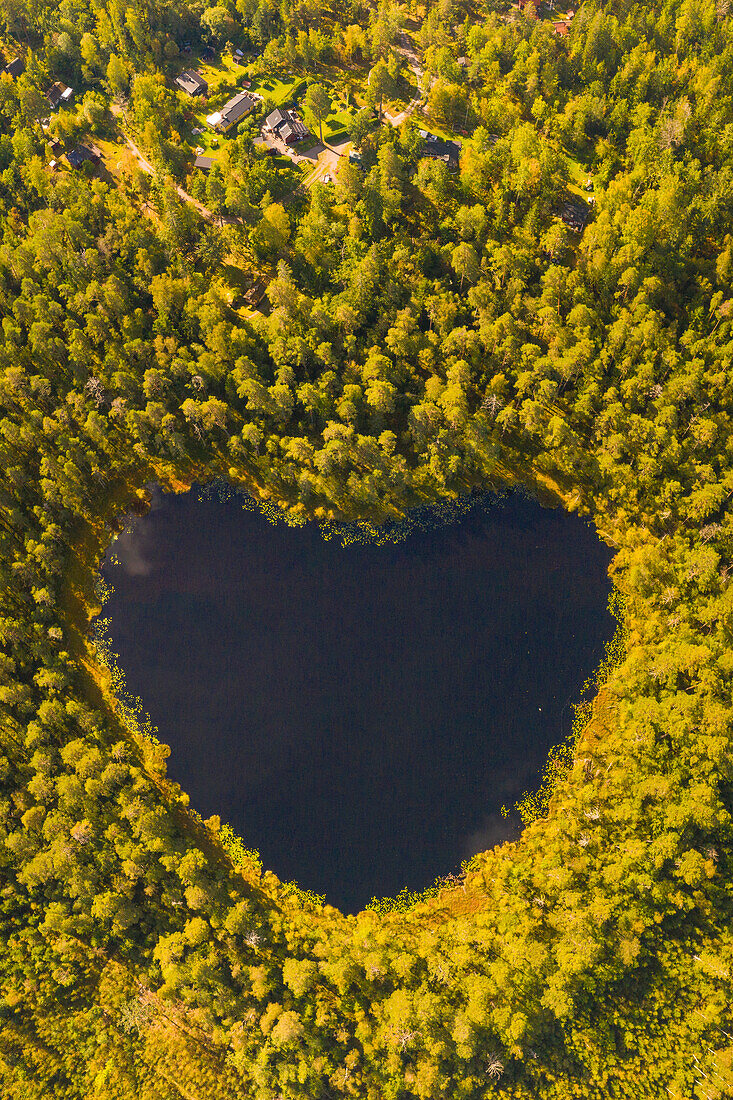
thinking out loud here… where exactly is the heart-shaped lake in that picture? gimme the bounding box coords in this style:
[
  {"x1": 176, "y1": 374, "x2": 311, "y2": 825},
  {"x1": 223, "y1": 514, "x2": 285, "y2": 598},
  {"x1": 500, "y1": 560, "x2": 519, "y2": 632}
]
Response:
[{"x1": 101, "y1": 488, "x2": 613, "y2": 912}]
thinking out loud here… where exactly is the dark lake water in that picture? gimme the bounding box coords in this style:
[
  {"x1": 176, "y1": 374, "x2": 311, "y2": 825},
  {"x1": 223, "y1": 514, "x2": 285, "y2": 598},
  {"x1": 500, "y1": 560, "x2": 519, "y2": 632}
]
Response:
[{"x1": 101, "y1": 488, "x2": 614, "y2": 912}]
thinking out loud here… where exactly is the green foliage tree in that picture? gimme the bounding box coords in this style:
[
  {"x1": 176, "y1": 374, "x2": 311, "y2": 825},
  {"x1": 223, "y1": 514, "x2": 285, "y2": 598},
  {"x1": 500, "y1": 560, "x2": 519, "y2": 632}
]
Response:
[{"x1": 303, "y1": 82, "x2": 331, "y2": 144}]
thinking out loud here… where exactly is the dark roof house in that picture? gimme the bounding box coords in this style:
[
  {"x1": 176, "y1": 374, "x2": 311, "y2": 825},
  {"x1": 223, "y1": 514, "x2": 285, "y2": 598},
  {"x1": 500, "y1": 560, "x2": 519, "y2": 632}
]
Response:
[
  {"x1": 175, "y1": 70, "x2": 208, "y2": 97},
  {"x1": 206, "y1": 90, "x2": 257, "y2": 132},
  {"x1": 264, "y1": 108, "x2": 309, "y2": 144},
  {"x1": 193, "y1": 154, "x2": 216, "y2": 171},
  {"x1": 5, "y1": 57, "x2": 24, "y2": 78},
  {"x1": 559, "y1": 197, "x2": 591, "y2": 232},
  {"x1": 46, "y1": 82, "x2": 73, "y2": 109},
  {"x1": 66, "y1": 143, "x2": 102, "y2": 170},
  {"x1": 418, "y1": 131, "x2": 461, "y2": 170}
]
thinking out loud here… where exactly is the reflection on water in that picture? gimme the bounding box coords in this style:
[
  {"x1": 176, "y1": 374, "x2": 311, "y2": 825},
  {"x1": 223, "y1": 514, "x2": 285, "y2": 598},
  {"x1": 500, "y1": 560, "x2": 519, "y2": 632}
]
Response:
[{"x1": 102, "y1": 489, "x2": 613, "y2": 913}]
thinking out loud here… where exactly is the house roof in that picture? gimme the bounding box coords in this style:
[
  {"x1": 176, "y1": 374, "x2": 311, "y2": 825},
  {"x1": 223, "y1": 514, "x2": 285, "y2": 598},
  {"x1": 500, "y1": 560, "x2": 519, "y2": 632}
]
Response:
[
  {"x1": 419, "y1": 133, "x2": 461, "y2": 167},
  {"x1": 552, "y1": 20, "x2": 570, "y2": 35},
  {"x1": 194, "y1": 155, "x2": 216, "y2": 170},
  {"x1": 266, "y1": 109, "x2": 309, "y2": 142},
  {"x1": 46, "y1": 82, "x2": 72, "y2": 108},
  {"x1": 285, "y1": 117, "x2": 308, "y2": 140},
  {"x1": 175, "y1": 69, "x2": 208, "y2": 96},
  {"x1": 66, "y1": 143, "x2": 101, "y2": 169},
  {"x1": 209, "y1": 90, "x2": 257, "y2": 130},
  {"x1": 265, "y1": 108, "x2": 289, "y2": 130},
  {"x1": 559, "y1": 198, "x2": 591, "y2": 231},
  {"x1": 5, "y1": 57, "x2": 24, "y2": 78}
]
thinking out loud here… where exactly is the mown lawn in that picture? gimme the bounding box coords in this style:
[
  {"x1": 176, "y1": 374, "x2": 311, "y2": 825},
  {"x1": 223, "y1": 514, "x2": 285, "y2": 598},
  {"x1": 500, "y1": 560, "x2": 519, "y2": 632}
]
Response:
[
  {"x1": 321, "y1": 103, "x2": 353, "y2": 143},
  {"x1": 246, "y1": 73, "x2": 307, "y2": 108}
]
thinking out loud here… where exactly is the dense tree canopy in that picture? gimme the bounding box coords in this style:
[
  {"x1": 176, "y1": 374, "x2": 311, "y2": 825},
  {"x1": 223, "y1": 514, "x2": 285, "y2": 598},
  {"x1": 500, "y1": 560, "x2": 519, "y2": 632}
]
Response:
[{"x1": 1, "y1": 0, "x2": 733, "y2": 1097}]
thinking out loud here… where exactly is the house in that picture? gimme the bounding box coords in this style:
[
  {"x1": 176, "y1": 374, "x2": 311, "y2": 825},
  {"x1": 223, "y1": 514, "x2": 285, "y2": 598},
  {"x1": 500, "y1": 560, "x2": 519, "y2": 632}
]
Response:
[
  {"x1": 264, "y1": 107, "x2": 309, "y2": 145},
  {"x1": 264, "y1": 107, "x2": 288, "y2": 132},
  {"x1": 193, "y1": 154, "x2": 216, "y2": 171},
  {"x1": 175, "y1": 70, "x2": 208, "y2": 97},
  {"x1": 206, "y1": 90, "x2": 257, "y2": 132},
  {"x1": 5, "y1": 57, "x2": 24, "y2": 78},
  {"x1": 46, "y1": 82, "x2": 73, "y2": 109},
  {"x1": 559, "y1": 198, "x2": 591, "y2": 231},
  {"x1": 66, "y1": 143, "x2": 102, "y2": 170},
  {"x1": 280, "y1": 120, "x2": 307, "y2": 144},
  {"x1": 418, "y1": 130, "x2": 461, "y2": 170},
  {"x1": 552, "y1": 20, "x2": 571, "y2": 35},
  {"x1": 48, "y1": 138, "x2": 63, "y2": 156},
  {"x1": 232, "y1": 48, "x2": 245, "y2": 64}
]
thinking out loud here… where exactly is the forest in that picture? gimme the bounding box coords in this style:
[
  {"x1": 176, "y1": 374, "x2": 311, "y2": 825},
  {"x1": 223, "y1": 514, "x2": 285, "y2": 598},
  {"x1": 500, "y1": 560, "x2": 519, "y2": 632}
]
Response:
[{"x1": 1, "y1": 0, "x2": 733, "y2": 1096}]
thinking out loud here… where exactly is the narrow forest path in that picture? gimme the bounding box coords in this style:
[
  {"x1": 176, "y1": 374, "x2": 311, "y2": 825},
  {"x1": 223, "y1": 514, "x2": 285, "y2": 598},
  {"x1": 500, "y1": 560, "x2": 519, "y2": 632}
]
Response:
[
  {"x1": 388, "y1": 30, "x2": 427, "y2": 126},
  {"x1": 122, "y1": 134, "x2": 242, "y2": 225}
]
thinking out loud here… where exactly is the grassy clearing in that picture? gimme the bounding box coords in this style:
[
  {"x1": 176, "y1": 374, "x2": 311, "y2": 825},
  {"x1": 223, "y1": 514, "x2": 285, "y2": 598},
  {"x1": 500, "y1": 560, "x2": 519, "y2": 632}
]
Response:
[
  {"x1": 247, "y1": 72, "x2": 306, "y2": 108},
  {"x1": 321, "y1": 103, "x2": 353, "y2": 143},
  {"x1": 187, "y1": 123, "x2": 226, "y2": 158},
  {"x1": 94, "y1": 136, "x2": 138, "y2": 178},
  {"x1": 565, "y1": 148, "x2": 593, "y2": 198},
  {"x1": 411, "y1": 112, "x2": 462, "y2": 142}
]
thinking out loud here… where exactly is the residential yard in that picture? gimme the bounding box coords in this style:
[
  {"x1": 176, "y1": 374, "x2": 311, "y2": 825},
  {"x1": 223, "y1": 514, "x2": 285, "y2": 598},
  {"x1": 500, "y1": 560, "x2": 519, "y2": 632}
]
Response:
[
  {"x1": 409, "y1": 113, "x2": 463, "y2": 143},
  {"x1": 246, "y1": 73, "x2": 306, "y2": 108},
  {"x1": 320, "y1": 102, "x2": 353, "y2": 144},
  {"x1": 186, "y1": 122, "x2": 225, "y2": 159},
  {"x1": 171, "y1": 50, "x2": 403, "y2": 156},
  {"x1": 175, "y1": 51, "x2": 244, "y2": 96}
]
